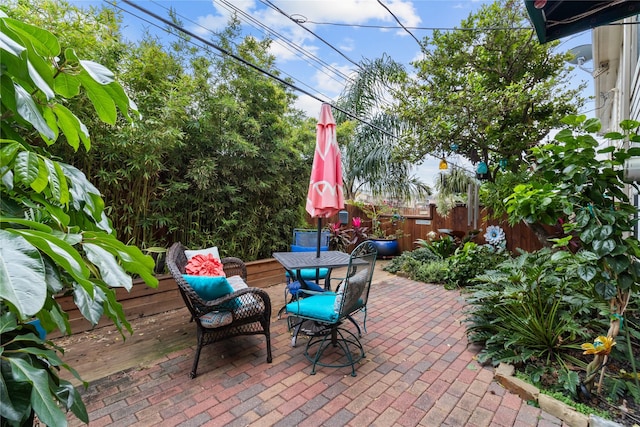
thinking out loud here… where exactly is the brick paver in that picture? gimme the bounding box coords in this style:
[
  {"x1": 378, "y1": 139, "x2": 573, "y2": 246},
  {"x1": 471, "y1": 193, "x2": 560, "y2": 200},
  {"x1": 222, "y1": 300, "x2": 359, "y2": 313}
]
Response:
[{"x1": 66, "y1": 275, "x2": 567, "y2": 426}]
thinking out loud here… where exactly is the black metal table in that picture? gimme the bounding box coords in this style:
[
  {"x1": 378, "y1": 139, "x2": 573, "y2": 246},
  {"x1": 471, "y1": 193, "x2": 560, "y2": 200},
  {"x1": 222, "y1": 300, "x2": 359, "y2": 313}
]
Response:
[{"x1": 273, "y1": 251, "x2": 365, "y2": 346}]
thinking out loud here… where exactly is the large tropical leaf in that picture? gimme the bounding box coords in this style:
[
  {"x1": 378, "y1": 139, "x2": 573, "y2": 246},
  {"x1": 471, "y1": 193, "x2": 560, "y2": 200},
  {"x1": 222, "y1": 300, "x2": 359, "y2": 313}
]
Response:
[
  {"x1": 7, "y1": 228, "x2": 94, "y2": 296},
  {"x1": 0, "y1": 230, "x2": 46, "y2": 317},
  {"x1": 7, "y1": 357, "x2": 67, "y2": 427},
  {"x1": 83, "y1": 243, "x2": 133, "y2": 289},
  {"x1": 13, "y1": 83, "x2": 55, "y2": 140}
]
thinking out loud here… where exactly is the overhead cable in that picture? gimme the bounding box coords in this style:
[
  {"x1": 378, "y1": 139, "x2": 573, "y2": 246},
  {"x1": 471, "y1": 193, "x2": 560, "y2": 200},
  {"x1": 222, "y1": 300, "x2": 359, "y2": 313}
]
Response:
[
  {"x1": 260, "y1": 0, "x2": 363, "y2": 70},
  {"x1": 214, "y1": 0, "x2": 355, "y2": 84},
  {"x1": 376, "y1": 0, "x2": 425, "y2": 51},
  {"x1": 118, "y1": 0, "x2": 401, "y2": 140}
]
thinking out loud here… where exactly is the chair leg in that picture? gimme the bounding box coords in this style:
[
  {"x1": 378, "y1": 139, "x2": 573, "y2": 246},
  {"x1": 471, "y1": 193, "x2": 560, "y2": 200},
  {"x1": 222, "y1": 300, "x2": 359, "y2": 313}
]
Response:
[
  {"x1": 304, "y1": 326, "x2": 364, "y2": 376},
  {"x1": 264, "y1": 326, "x2": 273, "y2": 363},
  {"x1": 346, "y1": 315, "x2": 362, "y2": 337},
  {"x1": 190, "y1": 341, "x2": 203, "y2": 379}
]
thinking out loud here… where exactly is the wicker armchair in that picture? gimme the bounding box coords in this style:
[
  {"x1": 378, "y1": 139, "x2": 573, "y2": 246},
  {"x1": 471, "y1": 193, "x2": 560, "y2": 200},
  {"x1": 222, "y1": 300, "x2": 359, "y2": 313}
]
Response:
[{"x1": 167, "y1": 242, "x2": 272, "y2": 378}]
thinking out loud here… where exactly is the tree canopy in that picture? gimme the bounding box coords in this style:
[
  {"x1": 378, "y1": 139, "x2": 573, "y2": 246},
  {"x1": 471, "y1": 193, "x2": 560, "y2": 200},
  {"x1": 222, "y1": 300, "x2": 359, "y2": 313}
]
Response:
[
  {"x1": 397, "y1": 0, "x2": 586, "y2": 181},
  {"x1": 334, "y1": 55, "x2": 431, "y2": 202},
  {"x1": 6, "y1": 0, "x2": 315, "y2": 260}
]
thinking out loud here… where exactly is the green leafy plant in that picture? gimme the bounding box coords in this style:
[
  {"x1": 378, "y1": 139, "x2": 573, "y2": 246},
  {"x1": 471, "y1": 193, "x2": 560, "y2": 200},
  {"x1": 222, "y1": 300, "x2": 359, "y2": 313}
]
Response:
[
  {"x1": 499, "y1": 116, "x2": 640, "y2": 396},
  {"x1": 414, "y1": 235, "x2": 456, "y2": 258},
  {"x1": 413, "y1": 259, "x2": 448, "y2": 284},
  {"x1": 465, "y1": 249, "x2": 602, "y2": 378},
  {"x1": 444, "y1": 242, "x2": 506, "y2": 289},
  {"x1": 1, "y1": 14, "x2": 157, "y2": 426},
  {"x1": 351, "y1": 201, "x2": 405, "y2": 239},
  {"x1": 383, "y1": 247, "x2": 440, "y2": 275}
]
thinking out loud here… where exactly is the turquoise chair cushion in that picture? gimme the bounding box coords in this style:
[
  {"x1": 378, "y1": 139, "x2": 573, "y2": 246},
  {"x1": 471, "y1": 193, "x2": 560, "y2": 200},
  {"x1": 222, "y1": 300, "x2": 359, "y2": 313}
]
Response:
[
  {"x1": 285, "y1": 268, "x2": 329, "y2": 280},
  {"x1": 286, "y1": 293, "x2": 339, "y2": 323}
]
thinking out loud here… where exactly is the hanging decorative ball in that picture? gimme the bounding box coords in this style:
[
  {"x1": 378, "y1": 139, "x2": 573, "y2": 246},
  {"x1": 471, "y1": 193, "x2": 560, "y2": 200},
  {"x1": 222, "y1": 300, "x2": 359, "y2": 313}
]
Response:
[
  {"x1": 439, "y1": 158, "x2": 448, "y2": 170},
  {"x1": 476, "y1": 162, "x2": 488, "y2": 174},
  {"x1": 534, "y1": 0, "x2": 547, "y2": 9},
  {"x1": 476, "y1": 161, "x2": 489, "y2": 180},
  {"x1": 499, "y1": 158, "x2": 508, "y2": 170},
  {"x1": 450, "y1": 143, "x2": 459, "y2": 152}
]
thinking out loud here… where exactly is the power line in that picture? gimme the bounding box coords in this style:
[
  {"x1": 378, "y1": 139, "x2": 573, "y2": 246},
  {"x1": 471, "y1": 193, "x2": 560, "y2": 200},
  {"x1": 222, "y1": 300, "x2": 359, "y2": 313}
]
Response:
[
  {"x1": 116, "y1": 0, "x2": 403, "y2": 142},
  {"x1": 260, "y1": 0, "x2": 363, "y2": 70},
  {"x1": 214, "y1": 0, "x2": 356, "y2": 85},
  {"x1": 287, "y1": 18, "x2": 534, "y2": 32},
  {"x1": 146, "y1": 0, "x2": 357, "y2": 103},
  {"x1": 377, "y1": 0, "x2": 425, "y2": 51}
]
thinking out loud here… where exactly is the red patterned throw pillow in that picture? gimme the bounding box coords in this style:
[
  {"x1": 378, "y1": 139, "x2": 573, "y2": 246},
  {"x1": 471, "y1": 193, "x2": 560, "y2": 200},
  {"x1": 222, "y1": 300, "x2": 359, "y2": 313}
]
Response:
[{"x1": 185, "y1": 254, "x2": 225, "y2": 277}]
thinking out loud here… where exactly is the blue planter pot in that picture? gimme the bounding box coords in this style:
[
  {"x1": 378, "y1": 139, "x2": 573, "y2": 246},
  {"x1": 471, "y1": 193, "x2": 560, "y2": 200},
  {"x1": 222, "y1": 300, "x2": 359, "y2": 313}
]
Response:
[{"x1": 369, "y1": 238, "x2": 399, "y2": 258}]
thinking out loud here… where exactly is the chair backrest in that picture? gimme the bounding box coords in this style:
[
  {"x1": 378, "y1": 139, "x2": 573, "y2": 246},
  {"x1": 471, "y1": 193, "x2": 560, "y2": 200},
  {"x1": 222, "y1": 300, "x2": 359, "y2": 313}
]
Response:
[
  {"x1": 291, "y1": 228, "x2": 330, "y2": 252},
  {"x1": 334, "y1": 240, "x2": 377, "y2": 317},
  {"x1": 167, "y1": 242, "x2": 201, "y2": 317}
]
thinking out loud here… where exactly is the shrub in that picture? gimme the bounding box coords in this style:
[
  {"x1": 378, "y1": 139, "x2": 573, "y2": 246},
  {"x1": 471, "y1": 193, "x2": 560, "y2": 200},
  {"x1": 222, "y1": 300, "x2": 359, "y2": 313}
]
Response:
[
  {"x1": 383, "y1": 248, "x2": 439, "y2": 275},
  {"x1": 413, "y1": 260, "x2": 448, "y2": 284},
  {"x1": 444, "y1": 242, "x2": 507, "y2": 288},
  {"x1": 464, "y1": 249, "x2": 603, "y2": 392}
]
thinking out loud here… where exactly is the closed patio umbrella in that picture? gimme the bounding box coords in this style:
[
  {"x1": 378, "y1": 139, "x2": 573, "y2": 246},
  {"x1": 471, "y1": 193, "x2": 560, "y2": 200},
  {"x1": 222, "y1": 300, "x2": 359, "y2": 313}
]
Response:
[{"x1": 306, "y1": 103, "x2": 345, "y2": 257}]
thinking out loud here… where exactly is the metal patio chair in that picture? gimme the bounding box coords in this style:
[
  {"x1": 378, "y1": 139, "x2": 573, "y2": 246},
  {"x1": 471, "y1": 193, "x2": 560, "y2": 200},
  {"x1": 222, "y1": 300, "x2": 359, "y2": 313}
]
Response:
[{"x1": 284, "y1": 240, "x2": 377, "y2": 376}]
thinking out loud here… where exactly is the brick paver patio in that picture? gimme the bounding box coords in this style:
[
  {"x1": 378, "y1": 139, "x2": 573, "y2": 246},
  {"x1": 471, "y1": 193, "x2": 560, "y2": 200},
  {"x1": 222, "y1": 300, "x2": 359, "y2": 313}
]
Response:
[{"x1": 64, "y1": 272, "x2": 567, "y2": 426}]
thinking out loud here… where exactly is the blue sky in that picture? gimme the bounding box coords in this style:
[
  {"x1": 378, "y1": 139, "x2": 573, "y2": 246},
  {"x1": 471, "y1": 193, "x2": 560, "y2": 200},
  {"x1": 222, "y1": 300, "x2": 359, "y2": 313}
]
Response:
[{"x1": 77, "y1": 0, "x2": 595, "y2": 187}]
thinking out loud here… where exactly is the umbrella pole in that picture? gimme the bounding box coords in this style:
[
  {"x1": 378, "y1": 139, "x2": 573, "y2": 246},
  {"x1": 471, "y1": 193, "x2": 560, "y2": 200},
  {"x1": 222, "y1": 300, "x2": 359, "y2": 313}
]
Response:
[{"x1": 316, "y1": 217, "x2": 322, "y2": 258}]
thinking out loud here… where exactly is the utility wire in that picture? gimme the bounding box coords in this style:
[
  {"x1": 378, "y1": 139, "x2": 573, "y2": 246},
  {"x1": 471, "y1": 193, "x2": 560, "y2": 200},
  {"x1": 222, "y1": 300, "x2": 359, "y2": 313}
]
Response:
[
  {"x1": 214, "y1": 0, "x2": 356, "y2": 85},
  {"x1": 147, "y1": 0, "x2": 356, "y2": 101},
  {"x1": 289, "y1": 17, "x2": 534, "y2": 32},
  {"x1": 118, "y1": 0, "x2": 403, "y2": 142},
  {"x1": 376, "y1": 0, "x2": 425, "y2": 51},
  {"x1": 118, "y1": 0, "x2": 332, "y2": 103},
  {"x1": 260, "y1": 0, "x2": 363, "y2": 70}
]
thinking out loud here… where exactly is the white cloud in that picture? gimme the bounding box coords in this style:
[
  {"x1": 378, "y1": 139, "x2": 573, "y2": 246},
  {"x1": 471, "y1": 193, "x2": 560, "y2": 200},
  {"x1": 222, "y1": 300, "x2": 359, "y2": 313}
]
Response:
[
  {"x1": 294, "y1": 95, "x2": 324, "y2": 117},
  {"x1": 313, "y1": 63, "x2": 356, "y2": 96},
  {"x1": 339, "y1": 38, "x2": 355, "y2": 52}
]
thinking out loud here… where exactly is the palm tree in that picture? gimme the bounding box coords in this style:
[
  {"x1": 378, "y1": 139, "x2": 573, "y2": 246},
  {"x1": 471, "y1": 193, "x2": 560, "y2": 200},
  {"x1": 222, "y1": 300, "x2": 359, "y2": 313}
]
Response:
[{"x1": 334, "y1": 55, "x2": 431, "y2": 202}]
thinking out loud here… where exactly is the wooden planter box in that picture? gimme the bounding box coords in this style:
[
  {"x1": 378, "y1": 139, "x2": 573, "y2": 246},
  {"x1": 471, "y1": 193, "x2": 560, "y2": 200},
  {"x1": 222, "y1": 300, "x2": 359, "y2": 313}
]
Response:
[{"x1": 49, "y1": 258, "x2": 286, "y2": 338}]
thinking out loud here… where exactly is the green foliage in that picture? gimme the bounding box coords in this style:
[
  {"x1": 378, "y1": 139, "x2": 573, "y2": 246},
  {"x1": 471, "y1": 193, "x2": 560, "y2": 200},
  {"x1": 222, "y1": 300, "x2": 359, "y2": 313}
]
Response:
[
  {"x1": 465, "y1": 249, "x2": 601, "y2": 371},
  {"x1": 444, "y1": 242, "x2": 507, "y2": 289},
  {"x1": 413, "y1": 259, "x2": 449, "y2": 284},
  {"x1": 334, "y1": 55, "x2": 431, "y2": 201},
  {"x1": 414, "y1": 236, "x2": 456, "y2": 258},
  {"x1": 0, "y1": 13, "x2": 156, "y2": 426},
  {"x1": 9, "y1": 1, "x2": 312, "y2": 260},
  {"x1": 397, "y1": 0, "x2": 584, "y2": 179},
  {"x1": 540, "y1": 390, "x2": 611, "y2": 419},
  {"x1": 384, "y1": 248, "x2": 440, "y2": 273},
  {"x1": 497, "y1": 115, "x2": 640, "y2": 379}
]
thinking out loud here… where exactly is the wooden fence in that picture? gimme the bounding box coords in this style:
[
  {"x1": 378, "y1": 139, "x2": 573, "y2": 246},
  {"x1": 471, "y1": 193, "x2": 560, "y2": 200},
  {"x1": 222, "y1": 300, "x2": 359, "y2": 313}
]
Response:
[{"x1": 309, "y1": 204, "x2": 544, "y2": 254}]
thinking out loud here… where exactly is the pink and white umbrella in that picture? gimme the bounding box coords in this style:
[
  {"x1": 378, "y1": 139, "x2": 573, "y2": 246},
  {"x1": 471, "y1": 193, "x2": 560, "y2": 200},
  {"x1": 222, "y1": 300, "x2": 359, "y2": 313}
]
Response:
[{"x1": 306, "y1": 103, "x2": 345, "y2": 256}]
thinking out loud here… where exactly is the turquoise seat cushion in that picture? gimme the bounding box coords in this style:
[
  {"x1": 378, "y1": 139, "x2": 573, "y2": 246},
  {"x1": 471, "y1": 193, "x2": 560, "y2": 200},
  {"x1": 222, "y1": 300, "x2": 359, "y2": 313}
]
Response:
[
  {"x1": 290, "y1": 245, "x2": 329, "y2": 252},
  {"x1": 182, "y1": 275, "x2": 240, "y2": 309},
  {"x1": 285, "y1": 268, "x2": 329, "y2": 279},
  {"x1": 286, "y1": 293, "x2": 339, "y2": 322}
]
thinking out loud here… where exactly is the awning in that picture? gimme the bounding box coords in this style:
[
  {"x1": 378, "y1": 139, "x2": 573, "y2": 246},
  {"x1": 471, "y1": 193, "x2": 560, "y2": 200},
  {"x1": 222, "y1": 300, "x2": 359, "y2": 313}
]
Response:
[{"x1": 525, "y1": 0, "x2": 640, "y2": 43}]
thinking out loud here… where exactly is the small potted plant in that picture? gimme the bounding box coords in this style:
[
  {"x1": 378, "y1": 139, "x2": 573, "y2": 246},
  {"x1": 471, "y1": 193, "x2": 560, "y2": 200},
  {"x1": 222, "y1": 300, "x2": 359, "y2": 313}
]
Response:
[{"x1": 352, "y1": 201, "x2": 405, "y2": 257}]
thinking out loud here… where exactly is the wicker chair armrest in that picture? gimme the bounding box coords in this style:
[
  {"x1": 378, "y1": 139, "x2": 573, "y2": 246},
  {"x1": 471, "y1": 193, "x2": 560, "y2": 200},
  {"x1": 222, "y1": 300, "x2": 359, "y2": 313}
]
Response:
[
  {"x1": 221, "y1": 257, "x2": 247, "y2": 280},
  {"x1": 192, "y1": 287, "x2": 271, "y2": 316}
]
